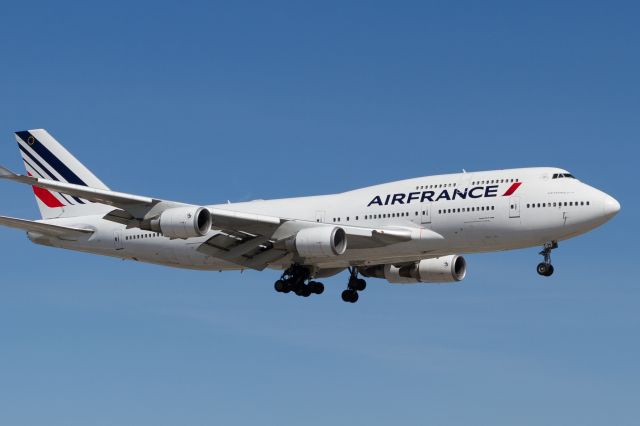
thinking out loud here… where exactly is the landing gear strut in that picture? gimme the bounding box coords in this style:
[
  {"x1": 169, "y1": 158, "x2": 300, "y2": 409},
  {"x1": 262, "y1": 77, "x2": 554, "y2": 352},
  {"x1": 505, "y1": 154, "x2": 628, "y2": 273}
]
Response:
[
  {"x1": 537, "y1": 241, "x2": 557, "y2": 277},
  {"x1": 341, "y1": 267, "x2": 366, "y2": 303},
  {"x1": 274, "y1": 264, "x2": 324, "y2": 297}
]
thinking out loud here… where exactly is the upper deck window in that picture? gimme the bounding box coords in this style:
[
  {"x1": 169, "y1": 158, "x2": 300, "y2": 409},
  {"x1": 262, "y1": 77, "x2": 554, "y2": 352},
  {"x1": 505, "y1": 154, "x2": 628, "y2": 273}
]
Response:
[{"x1": 553, "y1": 173, "x2": 576, "y2": 179}]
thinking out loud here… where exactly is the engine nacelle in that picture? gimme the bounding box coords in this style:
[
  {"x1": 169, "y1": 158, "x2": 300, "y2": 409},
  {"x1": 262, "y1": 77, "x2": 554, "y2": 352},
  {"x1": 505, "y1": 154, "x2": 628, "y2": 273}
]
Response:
[
  {"x1": 150, "y1": 206, "x2": 212, "y2": 239},
  {"x1": 288, "y1": 226, "x2": 347, "y2": 258},
  {"x1": 361, "y1": 255, "x2": 467, "y2": 284}
]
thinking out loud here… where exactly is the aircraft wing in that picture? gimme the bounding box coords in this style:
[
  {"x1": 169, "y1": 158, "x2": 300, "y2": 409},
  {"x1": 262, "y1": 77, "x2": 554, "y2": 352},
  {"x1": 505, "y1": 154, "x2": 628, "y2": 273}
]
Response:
[
  {"x1": 197, "y1": 210, "x2": 440, "y2": 271},
  {"x1": 0, "y1": 215, "x2": 93, "y2": 239}
]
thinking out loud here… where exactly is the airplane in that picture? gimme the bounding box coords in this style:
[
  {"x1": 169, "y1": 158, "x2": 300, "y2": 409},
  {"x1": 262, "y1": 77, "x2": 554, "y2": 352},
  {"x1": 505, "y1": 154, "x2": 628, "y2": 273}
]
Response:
[{"x1": 0, "y1": 129, "x2": 621, "y2": 303}]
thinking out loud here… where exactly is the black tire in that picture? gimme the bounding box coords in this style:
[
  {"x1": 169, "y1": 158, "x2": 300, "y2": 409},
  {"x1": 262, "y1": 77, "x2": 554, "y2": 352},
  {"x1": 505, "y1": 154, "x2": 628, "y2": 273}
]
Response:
[
  {"x1": 288, "y1": 278, "x2": 302, "y2": 294},
  {"x1": 546, "y1": 264, "x2": 555, "y2": 276},
  {"x1": 537, "y1": 263, "x2": 550, "y2": 276},
  {"x1": 347, "y1": 277, "x2": 362, "y2": 290},
  {"x1": 355, "y1": 278, "x2": 367, "y2": 291},
  {"x1": 298, "y1": 285, "x2": 312, "y2": 297},
  {"x1": 341, "y1": 289, "x2": 353, "y2": 302},
  {"x1": 309, "y1": 281, "x2": 324, "y2": 295},
  {"x1": 274, "y1": 280, "x2": 285, "y2": 293},
  {"x1": 350, "y1": 291, "x2": 359, "y2": 303}
]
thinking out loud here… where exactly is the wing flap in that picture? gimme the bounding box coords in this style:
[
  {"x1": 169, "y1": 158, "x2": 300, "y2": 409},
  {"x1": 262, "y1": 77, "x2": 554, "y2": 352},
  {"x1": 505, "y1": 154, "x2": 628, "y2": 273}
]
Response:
[{"x1": 197, "y1": 231, "x2": 287, "y2": 271}]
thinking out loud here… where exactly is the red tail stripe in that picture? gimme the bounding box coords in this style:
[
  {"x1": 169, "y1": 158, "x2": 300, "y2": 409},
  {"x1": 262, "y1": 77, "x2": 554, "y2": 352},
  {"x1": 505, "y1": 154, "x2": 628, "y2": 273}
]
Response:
[
  {"x1": 32, "y1": 186, "x2": 65, "y2": 208},
  {"x1": 26, "y1": 172, "x2": 64, "y2": 208},
  {"x1": 503, "y1": 182, "x2": 522, "y2": 196}
]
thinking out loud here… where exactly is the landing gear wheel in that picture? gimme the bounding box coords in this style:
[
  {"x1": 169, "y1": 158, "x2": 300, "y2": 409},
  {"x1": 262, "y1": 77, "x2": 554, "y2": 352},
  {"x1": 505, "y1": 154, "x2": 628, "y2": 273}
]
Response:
[
  {"x1": 537, "y1": 263, "x2": 550, "y2": 276},
  {"x1": 300, "y1": 286, "x2": 311, "y2": 297},
  {"x1": 355, "y1": 278, "x2": 366, "y2": 291},
  {"x1": 308, "y1": 281, "x2": 324, "y2": 295},
  {"x1": 537, "y1": 241, "x2": 558, "y2": 277},
  {"x1": 348, "y1": 277, "x2": 367, "y2": 291},
  {"x1": 274, "y1": 280, "x2": 286, "y2": 293},
  {"x1": 343, "y1": 267, "x2": 366, "y2": 303},
  {"x1": 537, "y1": 263, "x2": 555, "y2": 277},
  {"x1": 341, "y1": 289, "x2": 358, "y2": 303}
]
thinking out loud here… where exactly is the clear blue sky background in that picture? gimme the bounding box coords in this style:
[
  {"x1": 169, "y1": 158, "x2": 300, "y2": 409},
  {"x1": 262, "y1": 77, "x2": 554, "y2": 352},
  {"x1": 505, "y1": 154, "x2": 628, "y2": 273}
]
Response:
[{"x1": 0, "y1": 1, "x2": 637, "y2": 425}]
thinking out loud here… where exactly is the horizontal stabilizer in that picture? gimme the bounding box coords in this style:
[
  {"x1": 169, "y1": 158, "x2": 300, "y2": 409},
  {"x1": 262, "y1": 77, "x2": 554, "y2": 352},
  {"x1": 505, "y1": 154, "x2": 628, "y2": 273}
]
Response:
[
  {"x1": 0, "y1": 164, "x2": 186, "y2": 220},
  {"x1": 0, "y1": 215, "x2": 93, "y2": 238}
]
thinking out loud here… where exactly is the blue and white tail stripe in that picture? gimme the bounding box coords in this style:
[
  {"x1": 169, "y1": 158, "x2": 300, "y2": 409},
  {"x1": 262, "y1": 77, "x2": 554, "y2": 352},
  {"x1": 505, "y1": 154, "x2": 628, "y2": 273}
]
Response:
[
  {"x1": 16, "y1": 131, "x2": 90, "y2": 186},
  {"x1": 14, "y1": 129, "x2": 112, "y2": 220},
  {"x1": 16, "y1": 136, "x2": 85, "y2": 205},
  {"x1": 16, "y1": 131, "x2": 89, "y2": 205}
]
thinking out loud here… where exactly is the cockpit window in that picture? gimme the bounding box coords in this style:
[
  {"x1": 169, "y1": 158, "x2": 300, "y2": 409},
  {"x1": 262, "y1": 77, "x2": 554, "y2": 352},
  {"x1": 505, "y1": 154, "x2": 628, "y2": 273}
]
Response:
[{"x1": 552, "y1": 173, "x2": 576, "y2": 179}]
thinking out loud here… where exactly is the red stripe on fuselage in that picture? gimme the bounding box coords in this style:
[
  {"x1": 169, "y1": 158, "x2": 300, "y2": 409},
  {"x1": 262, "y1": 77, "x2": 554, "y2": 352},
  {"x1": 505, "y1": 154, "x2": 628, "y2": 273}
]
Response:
[{"x1": 503, "y1": 182, "x2": 522, "y2": 196}]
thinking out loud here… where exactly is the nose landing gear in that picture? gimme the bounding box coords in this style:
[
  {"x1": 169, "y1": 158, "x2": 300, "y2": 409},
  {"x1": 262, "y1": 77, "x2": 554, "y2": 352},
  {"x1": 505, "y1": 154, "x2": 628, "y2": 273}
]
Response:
[
  {"x1": 537, "y1": 241, "x2": 558, "y2": 277},
  {"x1": 274, "y1": 264, "x2": 325, "y2": 297},
  {"x1": 341, "y1": 267, "x2": 366, "y2": 303}
]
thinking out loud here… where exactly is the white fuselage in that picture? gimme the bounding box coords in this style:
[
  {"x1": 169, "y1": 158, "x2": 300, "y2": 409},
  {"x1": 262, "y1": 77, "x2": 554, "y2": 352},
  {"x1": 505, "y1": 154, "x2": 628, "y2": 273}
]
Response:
[{"x1": 29, "y1": 167, "x2": 619, "y2": 272}]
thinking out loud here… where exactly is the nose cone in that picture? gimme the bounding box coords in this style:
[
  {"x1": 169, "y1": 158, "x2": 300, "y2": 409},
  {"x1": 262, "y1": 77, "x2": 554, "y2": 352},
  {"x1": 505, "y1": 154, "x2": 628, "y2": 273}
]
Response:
[{"x1": 603, "y1": 195, "x2": 621, "y2": 218}]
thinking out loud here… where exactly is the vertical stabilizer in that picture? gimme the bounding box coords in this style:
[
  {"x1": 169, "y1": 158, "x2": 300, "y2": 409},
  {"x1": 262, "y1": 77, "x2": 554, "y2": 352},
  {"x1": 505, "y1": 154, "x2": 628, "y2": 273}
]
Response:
[{"x1": 14, "y1": 129, "x2": 112, "y2": 219}]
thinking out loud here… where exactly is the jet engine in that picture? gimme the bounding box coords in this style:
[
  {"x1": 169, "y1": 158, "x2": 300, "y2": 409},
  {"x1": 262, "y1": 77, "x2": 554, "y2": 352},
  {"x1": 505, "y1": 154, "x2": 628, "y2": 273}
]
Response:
[
  {"x1": 288, "y1": 226, "x2": 347, "y2": 258},
  {"x1": 149, "y1": 206, "x2": 212, "y2": 239},
  {"x1": 361, "y1": 255, "x2": 467, "y2": 284}
]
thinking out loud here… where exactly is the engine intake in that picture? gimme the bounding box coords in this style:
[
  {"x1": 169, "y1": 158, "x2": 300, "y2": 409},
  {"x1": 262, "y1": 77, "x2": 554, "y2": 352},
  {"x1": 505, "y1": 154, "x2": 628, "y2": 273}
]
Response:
[
  {"x1": 149, "y1": 206, "x2": 212, "y2": 239},
  {"x1": 361, "y1": 255, "x2": 467, "y2": 284},
  {"x1": 289, "y1": 226, "x2": 347, "y2": 258}
]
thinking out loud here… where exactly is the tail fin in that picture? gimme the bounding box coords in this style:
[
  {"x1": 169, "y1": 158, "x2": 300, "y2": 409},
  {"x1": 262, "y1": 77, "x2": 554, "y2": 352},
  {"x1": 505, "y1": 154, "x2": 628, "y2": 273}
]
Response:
[{"x1": 15, "y1": 129, "x2": 112, "y2": 219}]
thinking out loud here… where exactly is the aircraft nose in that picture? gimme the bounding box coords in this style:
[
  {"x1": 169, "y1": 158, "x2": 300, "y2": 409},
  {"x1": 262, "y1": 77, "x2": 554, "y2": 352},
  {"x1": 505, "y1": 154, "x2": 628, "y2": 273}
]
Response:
[{"x1": 603, "y1": 195, "x2": 621, "y2": 218}]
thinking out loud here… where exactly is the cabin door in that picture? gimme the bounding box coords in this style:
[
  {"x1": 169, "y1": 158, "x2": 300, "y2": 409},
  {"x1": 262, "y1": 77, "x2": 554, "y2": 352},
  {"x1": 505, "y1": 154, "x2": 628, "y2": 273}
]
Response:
[
  {"x1": 509, "y1": 197, "x2": 521, "y2": 218},
  {"x1": 420, "y1": 204, "x2": 431, "y2": 224}
]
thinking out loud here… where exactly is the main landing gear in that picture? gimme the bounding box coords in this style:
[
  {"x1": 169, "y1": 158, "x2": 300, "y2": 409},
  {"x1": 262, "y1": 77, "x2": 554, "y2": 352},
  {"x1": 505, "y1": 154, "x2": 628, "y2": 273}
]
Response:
[
  {"x1": 274, "y1": 264, "x2": 324, "y2": 297},
  {"x1": 537, "y1": 241, "x2": 558, "y2": 277},
  {"x1": 341, "y1": 267, "x2": 367, "y2": 303}
]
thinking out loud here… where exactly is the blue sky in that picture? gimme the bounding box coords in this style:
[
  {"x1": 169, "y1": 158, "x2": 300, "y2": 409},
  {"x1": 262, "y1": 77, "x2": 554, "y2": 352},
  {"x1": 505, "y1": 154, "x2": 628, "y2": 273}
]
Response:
[{"x1": 0, "y1": 1, "x2": 638, "y2": 425}]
